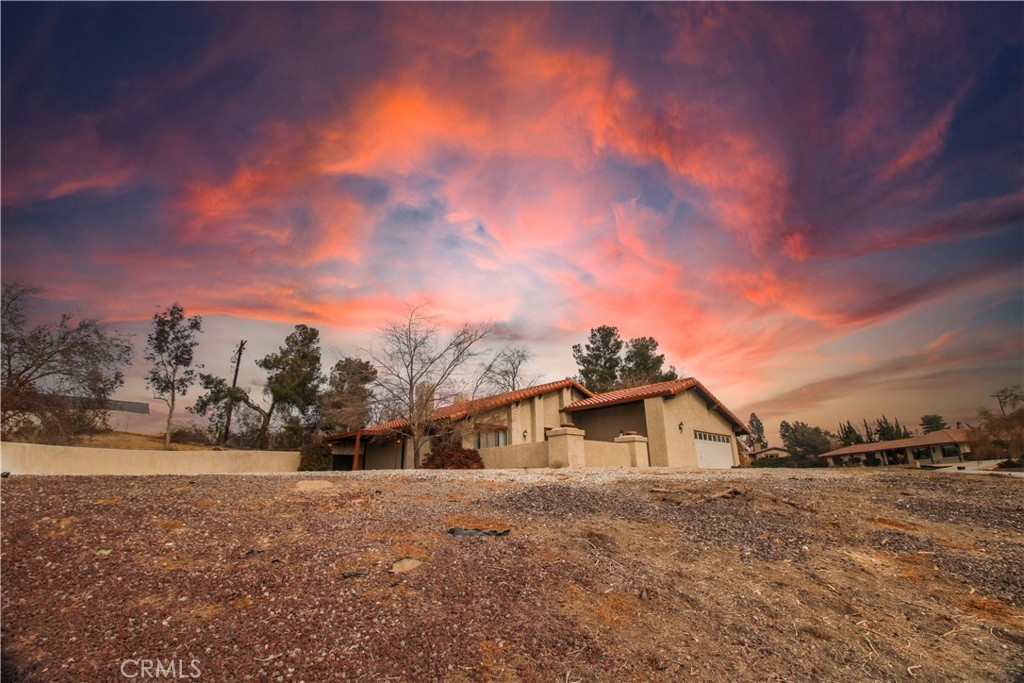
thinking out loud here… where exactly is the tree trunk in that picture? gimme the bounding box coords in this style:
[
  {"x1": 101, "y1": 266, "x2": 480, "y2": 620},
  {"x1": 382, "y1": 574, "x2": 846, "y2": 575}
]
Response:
[
  {"x1": 257, "y1": 399, "x2": 277, "y2": 449},
  {"x1": 164, "y1": 391, "x2": 175, "y2": 451}
]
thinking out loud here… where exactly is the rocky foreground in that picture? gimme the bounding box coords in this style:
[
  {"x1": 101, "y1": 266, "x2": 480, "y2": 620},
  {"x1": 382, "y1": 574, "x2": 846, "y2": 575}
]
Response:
[{"x1": 1, "y1": 468, "x2": 1022, "y2": 682}]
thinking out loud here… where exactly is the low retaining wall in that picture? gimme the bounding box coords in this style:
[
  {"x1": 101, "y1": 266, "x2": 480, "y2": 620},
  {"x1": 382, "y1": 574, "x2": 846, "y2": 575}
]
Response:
[
  {"x1": 583, "y1": 440, "x2": 633, "y2": 467},
  {"x1": 0, "y1": 442, "x2": 300, "y2": 475},
  {"x1": 479, "y1": 441, "x2": 549, "y2": 469}
]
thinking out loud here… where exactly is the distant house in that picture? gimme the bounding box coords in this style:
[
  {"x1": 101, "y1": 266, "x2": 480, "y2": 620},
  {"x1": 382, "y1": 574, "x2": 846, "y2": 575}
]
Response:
[
  {"x1": 749, "y1": 446, "x2": 791, "y2": 461},
  {"x1": 563, "y1": 378, "x2": 750, "y2": 469},
  {"x1": 818, "y1": 429, "x2": 972, "y2": 467},
  {"x1": 324, "y1": 377, "x2": 749, "y2": 471}
]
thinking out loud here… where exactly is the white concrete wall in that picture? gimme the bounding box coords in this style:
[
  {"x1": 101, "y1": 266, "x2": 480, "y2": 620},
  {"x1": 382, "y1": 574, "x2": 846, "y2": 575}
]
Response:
[{"x1": 0, "y1": 442, "x2": 300, "y2": 475}]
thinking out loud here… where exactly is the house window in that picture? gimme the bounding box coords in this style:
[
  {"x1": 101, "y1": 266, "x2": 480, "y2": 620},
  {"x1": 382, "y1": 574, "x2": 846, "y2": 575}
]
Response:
[
  {"x1": 476, "y1": 429, "x2": 509, "y2": 449},
  {"x1": 940, "y1": 444, "x2": 959, "y2": 459},
  {"x1": 912, "y1": 447, "x2": 931, "y2": 460},
  {"x1": 694, "y1": 430, "x2": 731, "y2": 443}
]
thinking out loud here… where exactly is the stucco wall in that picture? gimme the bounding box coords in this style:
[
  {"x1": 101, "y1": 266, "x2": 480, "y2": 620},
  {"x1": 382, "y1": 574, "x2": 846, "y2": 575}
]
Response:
[
  {"x1": 364, "y1": 441, "x2": 403, "y2": 469},
  {"x1": 657, "y1": 392, "x2": 740, "y2": 468},
  {"x1": 0, "y1": 442, "x2": 299, "y2": 475},
  {"x1": 479, "y1": 441, "x2": 549, "y2": 469},
  {"x1": 583, "y1": 440, "x2": 632, "y2": 467}
]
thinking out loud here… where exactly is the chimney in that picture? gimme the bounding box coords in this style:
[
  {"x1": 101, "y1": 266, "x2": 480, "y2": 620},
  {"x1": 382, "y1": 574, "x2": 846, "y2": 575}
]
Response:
[{"x1": 415, "y1": 382, "x2": 436, "y2": 413}]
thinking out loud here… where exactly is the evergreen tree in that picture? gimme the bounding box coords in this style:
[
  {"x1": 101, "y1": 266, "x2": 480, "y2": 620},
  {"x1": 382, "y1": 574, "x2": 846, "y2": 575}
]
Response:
[
  {"x1": 744, "y1": 412, "x2": 768, "y2": 452},
  {"x1": 863, "y1": 418, "x2": 875, "y2": 442},
  {"x1": 919, "y1": 414, "x2": 949, "y2": 433},
  {"x1": 838, "y1": 420, "x2": 864, "y2": 446},
  {"x1": 572, "y1": 326, "x2": 624, "y2": 393},
  {"x1": 619, "y1": 337, "x2": 678, "y2": 388}
]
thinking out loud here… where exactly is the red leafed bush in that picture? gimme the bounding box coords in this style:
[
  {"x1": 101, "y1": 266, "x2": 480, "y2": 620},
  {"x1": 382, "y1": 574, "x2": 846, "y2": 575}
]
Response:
[{"x1": 422, "y1": 443, "x2": 485, "y2": 469}]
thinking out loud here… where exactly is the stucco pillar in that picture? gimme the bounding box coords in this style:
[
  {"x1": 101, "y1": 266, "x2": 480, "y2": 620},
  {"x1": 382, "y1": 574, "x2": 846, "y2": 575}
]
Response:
[
  {"x1": 547, "y1": 427, "x2": 586, "y2": 468},
  {"x1": 614, "y1": 434, "x2": 650, "y2": 467},
  {"x1": 532, "y1": 395, "x2": 544, "y2": 443}
]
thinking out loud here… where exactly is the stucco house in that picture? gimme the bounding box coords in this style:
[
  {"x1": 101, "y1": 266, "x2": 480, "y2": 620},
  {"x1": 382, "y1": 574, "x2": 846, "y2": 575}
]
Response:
[
  {"x1": 324, "y1": 377, "x2": 749, "y2": 471},
  {"x1": 563, "y1": 378, "x2": 750, "y2": 469},
  {"x1": 817, "y1": 429, "x2": 973, "y2": 467},
  {"x1": 749, "y1": 446, "x2": 792, "y2": 461}
]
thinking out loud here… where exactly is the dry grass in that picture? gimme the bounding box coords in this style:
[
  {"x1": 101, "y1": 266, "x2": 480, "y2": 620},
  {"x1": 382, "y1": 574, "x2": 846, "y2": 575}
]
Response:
[{"x1": 76, "y1": 431, "x2": 215, "y2": 451}]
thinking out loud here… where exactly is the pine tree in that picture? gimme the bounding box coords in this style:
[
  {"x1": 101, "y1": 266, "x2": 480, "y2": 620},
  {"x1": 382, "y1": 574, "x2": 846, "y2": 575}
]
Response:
[{"x1": 572, "y1": 326, "x2": 624, "y2": 393}]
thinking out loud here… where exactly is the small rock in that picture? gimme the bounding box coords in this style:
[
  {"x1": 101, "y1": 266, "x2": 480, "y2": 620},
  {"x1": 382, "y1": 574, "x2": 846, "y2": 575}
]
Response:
[{"x1": 390, "y1": 557, "x2": 422, "y2": 574}]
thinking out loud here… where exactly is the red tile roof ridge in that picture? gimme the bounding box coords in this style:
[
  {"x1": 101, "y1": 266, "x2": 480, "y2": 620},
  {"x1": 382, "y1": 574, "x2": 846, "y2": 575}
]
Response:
[
  {"x1": 324, "y1": 377, "x2": 592, "y2": 441},
  {"x1": 564, "y1": 377, "x2": 749, "y2": 435},
  {"x1": 564, "y1": 378, "x2": 698, "y2": 410}
]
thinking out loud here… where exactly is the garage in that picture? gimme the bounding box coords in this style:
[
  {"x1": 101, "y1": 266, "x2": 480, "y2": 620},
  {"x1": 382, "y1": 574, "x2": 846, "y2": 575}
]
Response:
[{"x1": 694, "y1": 430, "x2": 735, "y2": 469}]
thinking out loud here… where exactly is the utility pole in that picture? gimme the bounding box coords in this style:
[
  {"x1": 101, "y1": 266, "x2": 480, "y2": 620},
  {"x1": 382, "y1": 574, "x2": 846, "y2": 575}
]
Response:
[
  {"x1": 992, "y1": 392, "x2": 1007, "y2": 416},
  {"x1": 221, "y1": 340, "x2": 247, "y2": 445}
]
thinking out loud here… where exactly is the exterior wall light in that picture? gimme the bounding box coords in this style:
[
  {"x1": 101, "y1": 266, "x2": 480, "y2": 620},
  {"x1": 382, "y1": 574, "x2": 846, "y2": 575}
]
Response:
[
  {"x1": 678, "y1": 422, "x2": 685, "y2": 432},
  {"x1": 522, "y1": 429, "x2": 528, "y2": 440}
]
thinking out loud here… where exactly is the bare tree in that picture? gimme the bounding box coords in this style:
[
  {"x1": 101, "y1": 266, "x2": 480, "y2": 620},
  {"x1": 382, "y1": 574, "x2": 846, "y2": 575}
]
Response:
[
  {"x1": 369, "y1": 306, "x2": 490, "y2": 468},
  {"x1": 481, "y1": 345, "x2": 536, "y2": 394}
]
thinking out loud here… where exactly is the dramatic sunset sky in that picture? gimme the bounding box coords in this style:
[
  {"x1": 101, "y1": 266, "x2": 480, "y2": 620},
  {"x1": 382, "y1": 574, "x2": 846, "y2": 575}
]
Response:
[{"x1": 3, "y1": 3, "x2": 1022, "y2": 440}]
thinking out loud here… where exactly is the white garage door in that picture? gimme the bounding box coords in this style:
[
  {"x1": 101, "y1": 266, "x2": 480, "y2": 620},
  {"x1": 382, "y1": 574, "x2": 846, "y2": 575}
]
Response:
[{"x1": 694, "y1": 431, "x2": 734, "y2": 469}]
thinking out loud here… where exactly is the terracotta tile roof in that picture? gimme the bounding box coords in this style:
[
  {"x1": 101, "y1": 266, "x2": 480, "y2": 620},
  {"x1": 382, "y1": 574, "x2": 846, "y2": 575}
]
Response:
[
  {"x1": 818, "y1": 429, "x2": 973, "y2": 459},
  {"x1": 564, "y1": 378, "x2": 750, "y2": 435},
  {"x1": 324, "y1": 378, "x2": 592, "y2": 441}
]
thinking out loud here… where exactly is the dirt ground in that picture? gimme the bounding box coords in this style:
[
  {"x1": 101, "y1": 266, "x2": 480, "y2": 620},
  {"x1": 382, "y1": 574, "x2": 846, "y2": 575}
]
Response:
[{"x1": 1, "y1": 468, "x2": 1022, "y2": 682}]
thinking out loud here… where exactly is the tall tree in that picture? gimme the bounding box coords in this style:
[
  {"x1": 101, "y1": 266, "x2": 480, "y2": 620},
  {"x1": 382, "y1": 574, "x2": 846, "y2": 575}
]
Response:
[
  {"x1": 619, "y1": 337, "x2": 678, "y2": 388},
  {"x1": 743, "y1": 412, "x2": 768, "y2": 452},
  {"x1": 144, "y1": 303, "x2": 202, "y2": 450},
  {"x1": 1, "y1": 282, "x2": 133, "y2": 442},
  {"x1": 320, "y1": 357, "x2": 377, "y2": 433},
  {"x1": 370, "y1": 306, "x2": 490, "y2": 468},
  {"x1": 255, "y1": 325, "x2": 325, "y2": 446},
  {"x1": 572, "y1": 326, "x2": 624, "y2": 393},
  {"x1": 862, "y1": 418, "x2": 876, "y2": 443},
  {"x1": 837, "y1": 420, "x2": 865, "y2": 446},
  {"x1": 191, "y1": 326, "x2": 326, "y2": 448},
  {"x1": 874, "y1": 415, "x2": 913, "y2": 441}
]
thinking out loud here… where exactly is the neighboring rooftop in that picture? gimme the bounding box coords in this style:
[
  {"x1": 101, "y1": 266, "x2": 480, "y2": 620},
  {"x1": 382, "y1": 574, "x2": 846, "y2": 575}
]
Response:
[{"x1": 818, "y1": 429, "x2": 973, "y2": 459}]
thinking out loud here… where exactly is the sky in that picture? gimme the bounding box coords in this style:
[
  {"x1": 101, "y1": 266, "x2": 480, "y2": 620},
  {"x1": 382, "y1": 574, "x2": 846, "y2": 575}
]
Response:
[{"x1": 2, "y1": 3, "x2": 1022, "y2": 442}]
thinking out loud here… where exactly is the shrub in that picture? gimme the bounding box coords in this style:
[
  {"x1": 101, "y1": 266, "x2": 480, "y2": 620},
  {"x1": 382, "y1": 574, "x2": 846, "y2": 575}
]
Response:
[
  {"x1": 751, "y1": 457, "x2": 795, "y2": 468},
  {"x1": 997, "y1": 457, "x2": 1024, "y2": 470},
  {"x1": 299, "y1": 442, "x2": 333, "y2": 471},
  {"x1": 422, "y1": 443, "x2": 484, "y2": 470},
  {"x1": 169, "y1": 423, "x2": 215, "y2": 446}
]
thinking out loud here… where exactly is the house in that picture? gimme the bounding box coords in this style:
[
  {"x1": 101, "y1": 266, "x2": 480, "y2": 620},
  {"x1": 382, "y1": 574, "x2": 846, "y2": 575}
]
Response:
[
  {"x1": 563, "y1": 378, "x2": 750, "y2": 469},
  {"x1": 325, "y1": 376, "x2": 749, "y2": 471},
  {"x1": 749, "y1": 446, "x2": 791, "y2": 461},
  {"x1": 323, "y1": 378, "x2": 593, "y2": 470},
  {"x1": 817, "y1": 429, "x2": 973, "y2": 467}
]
